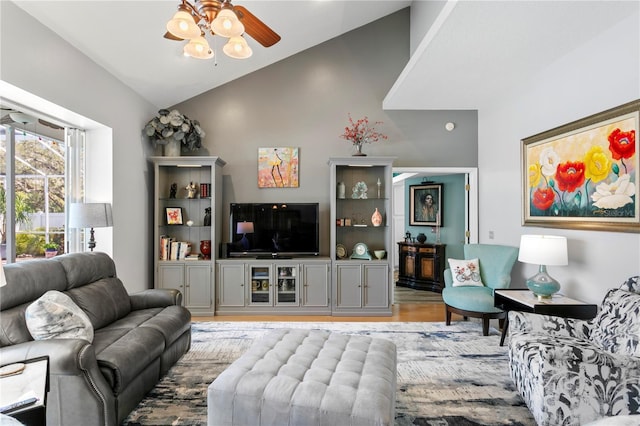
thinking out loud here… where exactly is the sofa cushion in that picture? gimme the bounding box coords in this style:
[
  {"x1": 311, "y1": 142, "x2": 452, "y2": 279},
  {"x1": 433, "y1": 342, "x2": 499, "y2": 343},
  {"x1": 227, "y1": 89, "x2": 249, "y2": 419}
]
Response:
[
  {"x1": 139, "y1": 305, "x2": 192, "y2": 347},
  {"x1": 25, "y1": 290, "x2": 94, "y2": 342},
  {"x1": 94, "y1": 326, "x2": 166, "y2": 393},
  {"x1": 66, "y1": 278, "x2": 131, "y2": 330},
  {"x1": 590, "y1": 288, "x2": 640, "y2": 357}
]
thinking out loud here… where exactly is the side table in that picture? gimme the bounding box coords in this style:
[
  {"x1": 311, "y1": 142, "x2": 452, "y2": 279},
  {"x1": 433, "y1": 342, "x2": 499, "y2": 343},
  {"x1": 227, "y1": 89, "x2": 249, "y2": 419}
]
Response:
[
  {"x1": 494, "y1": 289, "x2": 598, "y2": 346},
  {"x1": 0, "y1": 356, "x2": 49, "y2": 425}
]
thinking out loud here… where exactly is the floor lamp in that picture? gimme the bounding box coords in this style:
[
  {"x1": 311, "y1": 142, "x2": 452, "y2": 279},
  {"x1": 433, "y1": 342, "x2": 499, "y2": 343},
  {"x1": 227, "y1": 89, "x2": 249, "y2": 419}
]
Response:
[{"x1": 69, "y1": 203, "x2": 113, "y2": 252}]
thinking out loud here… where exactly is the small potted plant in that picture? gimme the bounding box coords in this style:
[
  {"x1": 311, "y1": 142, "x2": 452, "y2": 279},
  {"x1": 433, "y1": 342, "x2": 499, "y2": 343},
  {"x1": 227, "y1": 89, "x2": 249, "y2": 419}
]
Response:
[{"x1": 43, "y1": 242, "x2": 59, "y2": 258}]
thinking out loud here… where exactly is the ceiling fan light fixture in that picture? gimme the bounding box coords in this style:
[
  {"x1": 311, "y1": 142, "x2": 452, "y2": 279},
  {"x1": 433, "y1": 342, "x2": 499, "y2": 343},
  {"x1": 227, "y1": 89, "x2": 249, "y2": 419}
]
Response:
[
  {"x1": 223, "y1": 35, "x2": 252, "y2": 59},
  {"x1": 211, "y1": 9, "x2": 245, "y2": 38},
  {"x1": 184, "y1": 35, "x2": 214, "y2": 59},
  {"x1": 167, "y1": 8, "x2": 200, "y2": 40}
]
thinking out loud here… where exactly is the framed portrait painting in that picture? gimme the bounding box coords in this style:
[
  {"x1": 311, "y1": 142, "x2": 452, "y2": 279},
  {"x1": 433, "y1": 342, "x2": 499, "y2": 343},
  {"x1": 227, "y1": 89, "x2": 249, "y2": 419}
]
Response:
[
  {"x1": 410, "y1": 183, "x2": 443, "y2": 226},
  {"x1": 522, "y1": 99, "x2": 639, "y2": 233},
  {"x1": 165, "y1": 207, "x2": 183, "y2": 225}
]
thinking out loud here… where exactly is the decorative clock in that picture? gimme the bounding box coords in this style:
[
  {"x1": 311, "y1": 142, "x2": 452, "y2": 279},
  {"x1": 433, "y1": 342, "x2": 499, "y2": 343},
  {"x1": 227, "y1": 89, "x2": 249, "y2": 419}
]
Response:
[
  {"x1": 350, "y1": 242, "x2": 372, "y2": 260},
  {"x1": 336, "y1": 244, "x2": 347, "y2": 259}
]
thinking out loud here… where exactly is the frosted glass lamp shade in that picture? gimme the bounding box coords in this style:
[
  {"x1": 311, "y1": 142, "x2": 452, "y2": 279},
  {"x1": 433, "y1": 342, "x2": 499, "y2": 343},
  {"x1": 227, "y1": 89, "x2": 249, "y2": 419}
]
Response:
[
  {"x1": 212, "y1": 9, "x2": 245, "y2": 38},
  {"x1": 183, "y1": 35, "x2": 214, "y2": 59},
  {"x1": 223, "y1": 36, "x2": 253, "y2": 59},
  {"x1": 167, "y1": 9, "x2": 200, "y2": 40}
]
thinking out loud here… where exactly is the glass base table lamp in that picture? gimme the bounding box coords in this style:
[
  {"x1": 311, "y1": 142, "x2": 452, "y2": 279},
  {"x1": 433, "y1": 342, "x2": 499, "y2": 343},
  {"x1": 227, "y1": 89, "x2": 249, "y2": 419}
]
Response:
[{"x1": 518, "y1": 234, "x2": 568, "y2": 300}]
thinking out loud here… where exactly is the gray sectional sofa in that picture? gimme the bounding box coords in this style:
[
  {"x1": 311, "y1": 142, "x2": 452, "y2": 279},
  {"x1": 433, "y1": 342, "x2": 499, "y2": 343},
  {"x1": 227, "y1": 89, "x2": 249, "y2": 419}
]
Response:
[{"x1": 0, "y1": 252, "x2": 192, "y2": 426}]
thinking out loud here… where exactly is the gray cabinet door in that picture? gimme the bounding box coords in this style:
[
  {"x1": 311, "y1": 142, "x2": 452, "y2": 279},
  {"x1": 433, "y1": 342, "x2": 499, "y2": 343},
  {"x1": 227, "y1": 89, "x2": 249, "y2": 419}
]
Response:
[
  {"x1": 302, "y1": 263, "x2": 329, "y2": 307},
  {"x1": 336, "y1": 264, "x2": 362, "y2": 308},
  {"x1": 185, "y1": 263, "x2": 212, "y2": 310},
  {"x1": 158, "y1": 263, "x2": 185, "y2": 299},
  {"x1": 363, "y1": 263, "x2": 389, "y2": 308},
  {"x1": 218, "y1": 263, "x2": 245, "y2": 307}
]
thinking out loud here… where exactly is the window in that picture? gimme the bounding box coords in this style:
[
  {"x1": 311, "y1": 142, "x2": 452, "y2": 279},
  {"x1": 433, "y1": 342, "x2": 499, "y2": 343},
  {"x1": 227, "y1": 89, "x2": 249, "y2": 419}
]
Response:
[{"x1": 0, "y1": 114, "x2": 84, "y2": 263}]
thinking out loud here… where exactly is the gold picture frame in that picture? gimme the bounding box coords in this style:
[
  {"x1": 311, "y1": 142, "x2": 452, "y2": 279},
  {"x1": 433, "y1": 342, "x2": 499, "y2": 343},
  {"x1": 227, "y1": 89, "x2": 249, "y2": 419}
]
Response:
[{"x1": 522, "y1": 99, "x2": 639, "y2": 233}]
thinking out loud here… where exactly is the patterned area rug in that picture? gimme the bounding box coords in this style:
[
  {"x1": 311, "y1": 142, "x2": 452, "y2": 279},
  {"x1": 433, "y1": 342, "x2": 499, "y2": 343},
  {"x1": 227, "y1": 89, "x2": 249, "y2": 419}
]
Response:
[{"x1": 123, "y1": 322, "x2": 535, "y2": 426}]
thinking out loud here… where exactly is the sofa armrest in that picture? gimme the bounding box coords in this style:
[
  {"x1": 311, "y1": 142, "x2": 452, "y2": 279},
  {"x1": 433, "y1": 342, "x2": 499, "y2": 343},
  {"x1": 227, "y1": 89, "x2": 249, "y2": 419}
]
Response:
[
  {"x1": 129, "y1": 288, "x2": 182, "y2": 310},
  {"x1": 509, "y1": 310, "x2": 592, "y2": 340},
  {"x1": 0, "y1": 339, "x2": 117, "y2": 426}
]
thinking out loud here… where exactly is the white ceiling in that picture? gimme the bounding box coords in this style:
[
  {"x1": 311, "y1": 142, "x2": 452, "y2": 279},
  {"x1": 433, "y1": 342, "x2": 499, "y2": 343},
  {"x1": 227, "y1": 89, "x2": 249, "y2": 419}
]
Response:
[{"x1": 10, "y1": 1, "x2": 639, "y2": 111}]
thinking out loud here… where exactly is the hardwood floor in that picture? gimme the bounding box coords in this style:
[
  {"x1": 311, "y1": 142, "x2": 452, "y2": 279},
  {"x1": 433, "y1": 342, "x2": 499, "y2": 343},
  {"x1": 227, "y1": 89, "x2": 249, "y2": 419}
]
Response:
[{"x1": 192, "y1": 302, "x2": 453, "y2": 322}]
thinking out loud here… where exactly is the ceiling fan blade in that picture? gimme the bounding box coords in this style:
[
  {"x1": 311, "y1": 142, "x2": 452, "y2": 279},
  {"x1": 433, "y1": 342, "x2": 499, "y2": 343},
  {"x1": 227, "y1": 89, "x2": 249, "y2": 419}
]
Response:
[
  {"x1": 164, "y1": 31, "x2": 185, "y2": 41},
  {"x1": 234, "y1": 5, "x2": 281, "y2": 47}
]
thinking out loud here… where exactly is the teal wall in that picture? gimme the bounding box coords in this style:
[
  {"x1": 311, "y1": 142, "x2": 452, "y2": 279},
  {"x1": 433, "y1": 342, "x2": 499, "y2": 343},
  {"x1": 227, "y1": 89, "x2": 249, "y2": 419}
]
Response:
[{"x1": 404, "y1": 174, "x2": 466, "y2": 262}]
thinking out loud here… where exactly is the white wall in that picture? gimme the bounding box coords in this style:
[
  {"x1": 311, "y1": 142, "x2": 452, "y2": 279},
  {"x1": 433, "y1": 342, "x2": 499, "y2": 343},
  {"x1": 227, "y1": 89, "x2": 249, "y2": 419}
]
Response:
[
  {"x1": 479, "y1": 13, "x2": 640, "y2": 303},
  {"x1": 1, "y1": 2, "x2": 157, "y2": 292}
]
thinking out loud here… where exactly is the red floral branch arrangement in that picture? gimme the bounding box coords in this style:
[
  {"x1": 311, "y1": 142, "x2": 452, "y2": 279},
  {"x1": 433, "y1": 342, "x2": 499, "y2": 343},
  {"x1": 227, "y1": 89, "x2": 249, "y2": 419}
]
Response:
[{"x1": 339, "y1": 114, "x2": 388, "y2": 145}]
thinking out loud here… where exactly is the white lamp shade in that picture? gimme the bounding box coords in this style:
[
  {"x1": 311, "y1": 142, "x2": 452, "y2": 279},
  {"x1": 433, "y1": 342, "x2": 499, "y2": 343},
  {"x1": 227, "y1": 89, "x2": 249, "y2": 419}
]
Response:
[
  {"x1": 166, "y1": 9, "x2": 200, "y2": 40},
  {"x1": 69, "y1": 203, "x2": 113, "y2": 228},
  {"x1": 211, "y1": 9, "x2": 245, "y2": 38},
  {"x1": 183, "y1": 35, "x2": 214, "y2": 59},
  {"x1": 518, "y1": 235, "x2": 568, "y2": 266},
  {"x1": 223, "y1": 36, "x2": 253, "y2": 59},
  {"x1": 236, "y1": 221, "x2": 254, "y2": 234}
]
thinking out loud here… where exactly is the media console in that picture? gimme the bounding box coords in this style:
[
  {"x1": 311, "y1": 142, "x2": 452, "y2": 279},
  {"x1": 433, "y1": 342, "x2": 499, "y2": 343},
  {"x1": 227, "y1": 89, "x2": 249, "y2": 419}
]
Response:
[{"x1": 216, "y1": 258, "x2": 332, "y2": 315}]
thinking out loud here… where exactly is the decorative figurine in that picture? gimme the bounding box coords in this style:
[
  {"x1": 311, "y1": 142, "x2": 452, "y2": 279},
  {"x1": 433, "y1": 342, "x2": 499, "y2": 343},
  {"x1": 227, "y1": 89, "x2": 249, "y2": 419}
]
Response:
[
  {"x1": 405, "y1": 231, "x2": 412, "y2": 243},
  {"x1": 185, "y1": 182, "x2": 197, "y2": 199},
  {"x1": 204, "y1": 207, "x2": 211, "y2": 226},
  {"x1": 169, "y1": 183, "x2": 177, "y2": 199}
]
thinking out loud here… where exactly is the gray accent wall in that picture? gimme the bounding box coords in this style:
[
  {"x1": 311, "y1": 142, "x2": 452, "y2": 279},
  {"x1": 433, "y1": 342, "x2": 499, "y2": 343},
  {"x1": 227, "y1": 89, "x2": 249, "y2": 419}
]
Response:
[{"x1": 175, "y1": 9, "x2": 478, "y2": 256}]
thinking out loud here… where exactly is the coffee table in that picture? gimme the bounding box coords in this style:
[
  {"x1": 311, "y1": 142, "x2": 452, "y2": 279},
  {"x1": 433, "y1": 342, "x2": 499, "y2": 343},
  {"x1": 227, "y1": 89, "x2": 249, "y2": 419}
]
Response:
[{"x1": 494, "y1": 289, "x2": 598, "y2": 346}]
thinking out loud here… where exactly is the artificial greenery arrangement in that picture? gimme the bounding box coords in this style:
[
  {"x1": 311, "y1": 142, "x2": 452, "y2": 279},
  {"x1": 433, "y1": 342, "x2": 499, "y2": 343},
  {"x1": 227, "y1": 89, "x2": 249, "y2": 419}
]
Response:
[{"x1": 144, "y1": 109, "x2": 205, "y2": 151}]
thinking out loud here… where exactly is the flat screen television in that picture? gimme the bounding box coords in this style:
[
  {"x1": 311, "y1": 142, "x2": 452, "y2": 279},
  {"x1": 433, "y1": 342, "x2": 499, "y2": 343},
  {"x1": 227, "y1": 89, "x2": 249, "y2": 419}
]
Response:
[{"x1": 229, "y1": 203, "x2": 319, "y2": 257}]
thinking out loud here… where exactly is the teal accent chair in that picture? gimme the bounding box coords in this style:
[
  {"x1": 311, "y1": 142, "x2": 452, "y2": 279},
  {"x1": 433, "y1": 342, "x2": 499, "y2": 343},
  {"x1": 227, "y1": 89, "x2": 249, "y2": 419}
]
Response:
[{"x1": 442, "y1": 244, "x2": 519, "y2": 335}]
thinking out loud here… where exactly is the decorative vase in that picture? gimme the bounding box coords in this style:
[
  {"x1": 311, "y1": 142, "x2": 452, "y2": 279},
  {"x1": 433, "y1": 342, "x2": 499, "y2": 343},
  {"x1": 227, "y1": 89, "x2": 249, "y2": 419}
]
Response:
[
  {"x1": 371, "y1": 208, "x2": 383, "y2": 227},
  {"x1": 353, "y1": 142, "x2": 366, "y2": 156},
  {"x1": 337, "y1": 182, "x2": 346, "y2": 199},
  {"x1": 164, "y1": 139, "x2": 181, "y2": 157},
  {"x1": 416, "y1": 233, "x2": 427, "y2": 243},
  {"x1": 45, "y1": 250, "x2": 58, "y2": 258},
  {"x1": 200, "y1": 240, "x2": 211, "y2": 259}
]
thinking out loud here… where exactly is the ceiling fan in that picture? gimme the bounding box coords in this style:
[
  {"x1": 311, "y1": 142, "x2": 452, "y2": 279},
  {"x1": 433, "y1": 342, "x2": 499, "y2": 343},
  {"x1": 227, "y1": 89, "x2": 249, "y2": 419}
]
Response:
[
  {"x1": 0, "y1": 110, "x2": 64, "y2": 131},
  {"x1": 164, "y1": 0, "x2": 281, "y2": 60}
]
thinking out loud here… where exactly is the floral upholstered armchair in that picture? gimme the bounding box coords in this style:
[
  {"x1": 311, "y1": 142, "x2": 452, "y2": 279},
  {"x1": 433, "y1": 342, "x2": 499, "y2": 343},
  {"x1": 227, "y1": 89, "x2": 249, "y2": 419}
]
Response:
[{"x1": 508, "y1": 276, "x2": 640, "y2": 426}]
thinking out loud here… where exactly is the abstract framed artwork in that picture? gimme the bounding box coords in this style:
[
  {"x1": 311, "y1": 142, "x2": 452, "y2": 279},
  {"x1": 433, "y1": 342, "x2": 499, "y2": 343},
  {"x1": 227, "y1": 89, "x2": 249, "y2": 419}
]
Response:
[
  {"x1": 165, "y1": 207, "x2": 183, "y2": 225},
  {"x1": 409, "y1": 183, "x2": 442, "y2": 226},
  {"x1": 522, "y1": 99, "x2": 639, "y2": 233},
  {"x1": 258, "y1": 147, "x2": 299, "y2": 188}
]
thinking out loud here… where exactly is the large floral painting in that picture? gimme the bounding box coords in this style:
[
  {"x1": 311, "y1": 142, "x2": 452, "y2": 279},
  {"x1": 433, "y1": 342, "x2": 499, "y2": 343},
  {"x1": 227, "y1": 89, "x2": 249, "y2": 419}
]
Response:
[
  {"x1": 258, "y1": 147, "x2": 299, "y2": 188},
  {"x1": 522, "y1": 99, "x2": 639, "y2": 233}
]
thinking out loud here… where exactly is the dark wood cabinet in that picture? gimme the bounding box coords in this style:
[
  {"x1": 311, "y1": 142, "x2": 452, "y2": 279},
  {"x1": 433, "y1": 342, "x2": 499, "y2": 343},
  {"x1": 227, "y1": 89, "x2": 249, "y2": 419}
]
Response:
[{"x1": 397, "y1": 242, "x2": 445, "y2": 292}]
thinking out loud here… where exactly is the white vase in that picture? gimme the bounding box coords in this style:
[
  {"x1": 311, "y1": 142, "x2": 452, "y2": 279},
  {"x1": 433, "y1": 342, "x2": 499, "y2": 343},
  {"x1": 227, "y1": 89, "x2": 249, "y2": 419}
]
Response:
[{"x1": 164, "y1": 139, "x2": 181, "y2": 156}]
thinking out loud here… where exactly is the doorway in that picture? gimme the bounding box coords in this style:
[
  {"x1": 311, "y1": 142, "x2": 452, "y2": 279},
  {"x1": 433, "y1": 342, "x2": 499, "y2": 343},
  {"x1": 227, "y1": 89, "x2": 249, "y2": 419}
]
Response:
[{"x1": 391, "y1": 167, "x2": 478, "y2": 302}]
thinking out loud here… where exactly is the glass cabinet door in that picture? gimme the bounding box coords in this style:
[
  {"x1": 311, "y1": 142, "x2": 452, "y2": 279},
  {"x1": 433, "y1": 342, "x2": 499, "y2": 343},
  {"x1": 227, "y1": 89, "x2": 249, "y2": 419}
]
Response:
[
  {"x1": 276, "y1": 265, "x2": 298, "y2": 305},
  {"x1": 250, "y1": 265, "x2": 272, "y2": 304}
]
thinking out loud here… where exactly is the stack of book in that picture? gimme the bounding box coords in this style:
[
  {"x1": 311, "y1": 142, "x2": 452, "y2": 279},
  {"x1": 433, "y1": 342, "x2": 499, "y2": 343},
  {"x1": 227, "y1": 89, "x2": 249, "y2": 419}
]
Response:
[
  {"x1": 160, "y1": 236, "x2": 193, "y2": 260},
  {"x1": 199, "y1": 183, "x2": 211, "y2": 198}
]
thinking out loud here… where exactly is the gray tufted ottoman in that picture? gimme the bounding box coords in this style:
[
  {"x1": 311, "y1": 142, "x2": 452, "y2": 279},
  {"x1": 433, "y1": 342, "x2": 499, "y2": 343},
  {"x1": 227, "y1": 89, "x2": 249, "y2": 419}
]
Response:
[{"x1": 207, "y1": 328, "x2": 397, "y2": 426}]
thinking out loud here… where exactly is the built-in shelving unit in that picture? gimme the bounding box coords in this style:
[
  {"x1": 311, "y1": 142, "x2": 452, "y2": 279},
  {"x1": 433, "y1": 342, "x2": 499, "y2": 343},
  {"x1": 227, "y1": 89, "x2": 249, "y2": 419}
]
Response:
[
  {"x1": 329, "y1": 156, "x2": 395, "y2": 316},
  {"x1": 151, "y1": 156, "x2": 225, "y2": 316}
]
